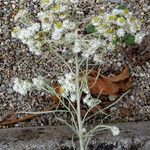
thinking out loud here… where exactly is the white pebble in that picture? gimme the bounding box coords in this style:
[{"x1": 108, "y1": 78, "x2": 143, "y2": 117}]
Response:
[
  {"x1": 130, "y1": 95, "x2": 134, "y2": 100},
  {"x1": 109, "y1": 95, "x2": 117, "y2": 101},
  {"x1": 117, "y1": 62, "x2": 121, "y2": 67}
]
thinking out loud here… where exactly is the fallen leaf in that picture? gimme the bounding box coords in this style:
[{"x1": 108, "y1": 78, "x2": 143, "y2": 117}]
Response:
[{"x1": 87, "y1": 66, "x2": 131, "y2": 96}]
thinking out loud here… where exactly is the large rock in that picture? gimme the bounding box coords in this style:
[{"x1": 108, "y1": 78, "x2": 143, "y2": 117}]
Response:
[{"x1": 0, "y1": 121, "x2": 150, "y2": 150}]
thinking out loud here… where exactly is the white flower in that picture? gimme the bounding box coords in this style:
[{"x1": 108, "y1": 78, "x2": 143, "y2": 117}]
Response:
[
  {"x1": 14, "y1": 9, "x2": 28, "y2": 21},
  {"x1": 11, "y1": 26, "x2": 21, "y2": 38},
  {"x1": 27, "y1": 40, "x2": 42, "y2": 55},
  {"x1": 65, "y1": 33, "x2": 75, "y2": 43},
  {"x1": 37, "y1": 11, "x2": 53, "y2": 31},
  {"x1": 68, "y1": 22, "x2": 76, "y2": 30},
  {"x1": 63, "y1": 20, "x2": 76, "y2": 30},
  {"x1": 51, "y1": 28, "x2": 63, "y2": 40},
  {"x1": 17, "y1": 23, "x2": 40, "y2": 44},
  {"x1": 116, "y1": 17, "x2": 126, "y2": 26},
  {"x1": 112, "y1": 9, "x2": 123, "y2": 15},
  {"x1": 73, "y1": 40, "x2": 81, "y2": 53},
  {"x1": 117, "y1": 28, "x2": 125, "y2": 37},
  {"x1": 83, "y1": 94, "x2": 100, "y2": 107},
  {"x1": 40, "y1": 0, "x2": 53, "y2": 8},
  {"x1": 70, "y1": 93, "x2": 77, "y2": 102},
  {"x1": 51, "y1": 4, "x2": 67, "y2": 13},
  {"x1": 110, "y1": 126, "x2": 120, "y2": 136},
  {"x1": 91, "y1": 39, "x2": 101, "y2": 50},
  {"x1": 28, "y1": 23, "x2": 40, "y2": 34},
  {"x1": 83, "y1": 94, "x2": 91, "y2": 105},
  {"x1": 13, "y1": 78, "x2": 32, "y2": 95},
  {"x1": 134, "y1": 33, "x2": 145, "y2": 44},
  {"x1": 82, "y1": 39, "x2": 101, "y2": 57},
  {"x1": 58, "y1": 72, "x2": 76, "y2": 102},
  {"x1": 32, "y1": 76, "x2": 44, "y2": 90},
  {"x1": 92, "y1": 16, "x2": 100, "y2": 26},
  {"x1": 70, "y1": 0, "x2": 79, "y2": 4},
  {"x1": 129, "y1": 26, "x2": 137, "y2": 34}
]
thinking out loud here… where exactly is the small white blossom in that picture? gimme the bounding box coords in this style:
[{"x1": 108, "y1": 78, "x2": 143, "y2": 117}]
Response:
[
  {"x1": 82, "y1": 39, "x2": 101, "y2": 57},
  {"x1": 117, "y1": 28, "x2": 125, "y2": 37},
  {"x1": 15, "y1": 23, "x2": 40, "y2": 44},
  {"x1": 11, "y1": 26, "x2": 21, "y2": 38},
  {"x1": 51, "y1": 28, "x2": 63, "y2": 40},
  {"x1": 134, "y1": 33, "x2": 145, "y2": 44},
  {"x1": 13, "y1": 78, "x2": 32, "y2": 95},
  {"x1": 83, "y1": 94, "x2": 100, "y2": 107},
  {"x1": 40, "y1": 0, "x2": 53, "y2": 8},
  {"x1": 70, "y1": 93, "x2": 77, "y2": 102},
  {"x1": 32, "y1": 76, "x2": 44, "y2": 90},
  {"x1": 112, "y1": 9, "x2": 123, "y2": 15},
  {"x1": 92, "y1": 16, "x2": 100, "y2": 26},
  {"x1": 65, "y1": 33, "x2": 75, "y2": 43},
  {"x1": 70, "y1": 0, "x2": 79, "y2": 4},
  {"x1": 116, "y1": 17, "x2": 126, "y2": 26},
  {"x1": 129, "y1": 26, "x2": 137, "y2": 34},
  {"x1": 58, "y1": 72, "x2": 76, "y2": 102},
  {"x1": 110, "y1": 126, "x2": 120, "y2": 136},
  {"x1": 63, "y1": 20, "x2": 76, "y2": 30},
  {"x1": 37, "y1": 11, "x2": 53, "y2": 31},
  {"x1": 73, "y1": 40, "x2": 81, "y2": 53},
  {"x1": 27, "y1": 40, "x2": 42, "y2": 55}
]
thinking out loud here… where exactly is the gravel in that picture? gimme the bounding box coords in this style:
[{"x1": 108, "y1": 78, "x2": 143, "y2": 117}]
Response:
[{"x1": 0, "y1": 0, "x2": 150, "y2": 128}]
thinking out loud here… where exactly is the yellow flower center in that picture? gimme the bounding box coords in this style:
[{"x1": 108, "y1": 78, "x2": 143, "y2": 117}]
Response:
[
  {"x1": 60, "y1": 87, "x2": 65, "y2": 94},
  {"x1": 92, "y1": 16, "x2": 100, "y2": 23},
  {"x1": 42, "y1": 0, "x2": 49, "y2": 3},
  {"x1": 118, "y1": 17, "x2": 125, "y2": 24},
  {"x1": 123, "y1": 9, "x2": 129, "y2": 15},
  {"x1": 55, "y1": 21, "x2": 62, "y2": 28},
  {"x1": 52, "y1": 4, "x2": 60, "y2": 11},
  {"x1": 130, "y1": 17, "x2": 135, "y2": 23},
  {"x1": 108, "y1": 15, "x2": 117, "y2": 21},
  {"x1": 44, "y1": 17, "x2": 49, "y2": 23},
  {"x1": 105, "y1": 29, "x2": 113, "y2": 34},
  {"x1": 12, "y1": 27, "x2": 19, "y2": 33}
]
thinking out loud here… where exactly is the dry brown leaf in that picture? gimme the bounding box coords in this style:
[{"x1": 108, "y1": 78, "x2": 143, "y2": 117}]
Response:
[
  {"x1": 0, "y1": 103, "x2": 57, "y2": 126},
  {"x1": 88, "y1": 66, "x2": 131, "y2": 96}
]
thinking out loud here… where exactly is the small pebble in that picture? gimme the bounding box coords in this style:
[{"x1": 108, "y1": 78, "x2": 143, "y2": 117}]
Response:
[
  {"x1": 110, "y1": 107, "x2": 117, "y2": 112},
  {"x1": 109, "y1": 95, "x2": 117, "y2": 101},
  {"x1": 117, "y1": 62, "x2": 122, "y2": 67},
  {"x1": 130, "y1": 95, "x2": 135, "y2": 101}
]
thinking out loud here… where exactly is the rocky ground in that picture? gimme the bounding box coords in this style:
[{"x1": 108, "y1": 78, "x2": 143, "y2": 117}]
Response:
[{"x1": 0, "y1": 0, "x2": 150, "y2": 128}]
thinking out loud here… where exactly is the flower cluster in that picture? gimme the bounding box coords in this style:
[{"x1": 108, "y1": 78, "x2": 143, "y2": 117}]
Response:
[
  {"x1": 12, "y1": 0, "x2": 77, "y2": 55},
  {"x1": 58, "y1": 73, "x2": 77, "y2": 102},
  {"x1": 12, "y1": 23, "x2": 41, "y2": 55},
  {"x1": 13, "y1": 78, "x2": 32, "y2": 95},
  {"x1": 110, "y1": 126, "x2": 120, "y2": 136},
  {"x1": 83, "y1": 93, "x2": 101, "y2": 107},
  {"x1": 13, "y1": 76, "x2": 44, "y2": 95},
  {"x1": 91, "y1": 6, "x2": 145, "y2": 47}
]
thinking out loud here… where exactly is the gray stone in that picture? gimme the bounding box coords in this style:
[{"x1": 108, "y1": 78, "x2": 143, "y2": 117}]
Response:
[
  {"x1": 7, "y1": 88, "x2": 14, "y2": 95},
  {"x1": 0, "y1": 74, "x2": 2, "y2": 83},
  {"x1": 145, "y1": 141, "x2": 150, "y2": 150},
  {"x1": 109, "y1": 0, "x2": 121, "y2": 3}
]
